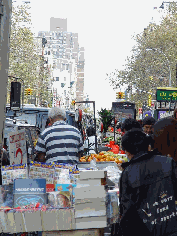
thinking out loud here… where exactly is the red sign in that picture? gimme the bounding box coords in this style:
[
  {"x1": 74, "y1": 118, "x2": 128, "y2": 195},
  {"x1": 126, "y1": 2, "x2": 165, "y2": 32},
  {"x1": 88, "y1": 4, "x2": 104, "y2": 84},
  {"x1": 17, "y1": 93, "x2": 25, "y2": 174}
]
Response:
[
  {"x1": 46, "y1": 184, "x2": 55, "y2": 192},
  {"x1": 139, "y1": 108, "x2": 142, "y2": 114}
]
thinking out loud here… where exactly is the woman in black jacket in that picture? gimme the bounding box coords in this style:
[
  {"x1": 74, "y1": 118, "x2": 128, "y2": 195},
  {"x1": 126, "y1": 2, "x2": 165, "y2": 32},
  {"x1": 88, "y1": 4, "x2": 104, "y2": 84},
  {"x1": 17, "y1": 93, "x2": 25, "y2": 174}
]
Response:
[{"x1": 111, "y1": 128, "x2": 177, "y2": 236}]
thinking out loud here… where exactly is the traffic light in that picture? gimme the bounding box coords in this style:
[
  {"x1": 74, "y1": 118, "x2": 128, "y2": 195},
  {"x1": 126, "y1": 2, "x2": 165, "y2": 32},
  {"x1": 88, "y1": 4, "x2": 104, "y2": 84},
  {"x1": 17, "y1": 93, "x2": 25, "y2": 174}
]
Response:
[
  {"x1": 148, "y1": 94, "x2": 152, "y2": 106},
  {"x1": 25, "y1": 88, "x2": 32, "y2": 96},
  {"x1": 121, "y1": 92, "x2": 125, "y2": 99},
  {"x1": 116, "y1": 92, "x2": 125, "y2": 99},
  {"x1": 71, "y1": 100, "x2": 76, "y2": 106}
]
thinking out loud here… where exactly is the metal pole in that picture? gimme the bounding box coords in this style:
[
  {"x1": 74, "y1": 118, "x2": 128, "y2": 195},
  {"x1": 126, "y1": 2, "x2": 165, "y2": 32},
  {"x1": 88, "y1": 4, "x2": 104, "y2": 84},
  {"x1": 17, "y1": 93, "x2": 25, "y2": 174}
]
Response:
[
  {"x1": 114, "y1": 116, "x2": 115, "y2": 143},
  {"x1": 93, "y1": 101, "x2": 98, "y2": 154}
]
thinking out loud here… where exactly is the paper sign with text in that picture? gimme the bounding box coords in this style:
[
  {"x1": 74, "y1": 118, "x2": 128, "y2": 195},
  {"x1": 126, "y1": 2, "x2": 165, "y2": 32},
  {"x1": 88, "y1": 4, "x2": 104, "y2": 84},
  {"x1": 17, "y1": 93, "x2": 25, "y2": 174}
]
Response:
[{"x1": 8, "y1": 129, "x2": 27, "y2": 165}]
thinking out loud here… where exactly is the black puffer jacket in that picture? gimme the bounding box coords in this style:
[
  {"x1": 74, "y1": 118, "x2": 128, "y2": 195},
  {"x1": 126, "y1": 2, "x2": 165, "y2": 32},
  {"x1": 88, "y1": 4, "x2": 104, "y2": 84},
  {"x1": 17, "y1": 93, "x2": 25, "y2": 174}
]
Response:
[{"x1": 112, "y1": 150, "x2": 177, "y2": 236}]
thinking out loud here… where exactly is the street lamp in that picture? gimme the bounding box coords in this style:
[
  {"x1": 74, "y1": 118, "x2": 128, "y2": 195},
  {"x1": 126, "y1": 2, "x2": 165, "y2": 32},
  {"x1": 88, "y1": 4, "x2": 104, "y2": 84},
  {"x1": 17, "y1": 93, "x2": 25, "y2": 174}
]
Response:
[
  {"x1": 146, "y1": 48, "x2": 172, "y2": 87},
  {"x1": 159, "y1": 1, "x2": 173, "y2": 9}
]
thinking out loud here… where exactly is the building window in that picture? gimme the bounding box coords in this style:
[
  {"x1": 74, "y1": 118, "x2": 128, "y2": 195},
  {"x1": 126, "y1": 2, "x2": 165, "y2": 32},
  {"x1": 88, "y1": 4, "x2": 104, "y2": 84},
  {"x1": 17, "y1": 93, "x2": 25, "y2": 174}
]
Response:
[
  {"x1": 64, "y1": 90, "x2": 66, "y2": 96},
  {"x1": 64, "y1": 77, "x2": 66, "y2": 81},
  {"x1": 61, "y1": 83, "x2": 65, "y2": 88},
  {"x1": 56, "y1": 77, "x2": 59, "y2": 81}
]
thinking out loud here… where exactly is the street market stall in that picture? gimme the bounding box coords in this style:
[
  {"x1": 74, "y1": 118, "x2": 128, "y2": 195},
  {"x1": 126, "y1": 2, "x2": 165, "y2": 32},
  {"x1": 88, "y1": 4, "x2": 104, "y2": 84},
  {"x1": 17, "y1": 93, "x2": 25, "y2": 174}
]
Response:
[{"x1": 0, "y1": 159, "x2": 122, "y2": 235}]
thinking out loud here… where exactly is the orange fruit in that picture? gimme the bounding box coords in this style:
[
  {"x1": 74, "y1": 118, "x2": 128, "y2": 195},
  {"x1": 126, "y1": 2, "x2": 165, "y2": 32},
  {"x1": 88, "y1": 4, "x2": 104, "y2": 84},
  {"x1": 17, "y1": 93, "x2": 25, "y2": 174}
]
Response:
[{"x1": 99, "y1": 152, "x2": 104, "y2": 155}]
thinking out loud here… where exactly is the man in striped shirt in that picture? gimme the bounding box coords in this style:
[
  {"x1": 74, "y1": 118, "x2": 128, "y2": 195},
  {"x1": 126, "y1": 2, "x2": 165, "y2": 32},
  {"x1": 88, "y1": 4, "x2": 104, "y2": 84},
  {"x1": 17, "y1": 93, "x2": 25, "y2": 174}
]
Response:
[{"x1": 35, "y1": 107, "x2": 83, "y2": 164}]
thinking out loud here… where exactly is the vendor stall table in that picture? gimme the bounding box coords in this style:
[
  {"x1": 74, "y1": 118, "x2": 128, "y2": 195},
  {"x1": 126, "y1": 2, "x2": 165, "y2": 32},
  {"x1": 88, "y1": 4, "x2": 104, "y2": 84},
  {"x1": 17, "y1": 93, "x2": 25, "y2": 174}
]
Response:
[{"x1": 42, "y1": 228, "x2": 104, "y2": 236}]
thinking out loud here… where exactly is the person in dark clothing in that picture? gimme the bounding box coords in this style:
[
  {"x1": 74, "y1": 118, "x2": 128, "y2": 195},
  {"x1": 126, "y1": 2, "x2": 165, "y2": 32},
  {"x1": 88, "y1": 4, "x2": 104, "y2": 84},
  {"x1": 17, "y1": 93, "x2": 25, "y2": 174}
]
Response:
[
  {"x1": 142, "y1": 116, "x2": 156, "y2": 135},
  {"x1": 121, "y1": 118, "x2": 142, "y2": 133},
  {"x1": 142, "y1": 116, "x2": 156, "y2": 150},
  {"x1": 111, "y1": 129, "x2": 177, "y2": 236},
  {"x1": 153, "y1": 117, "x2": 177, "y2": 162}
]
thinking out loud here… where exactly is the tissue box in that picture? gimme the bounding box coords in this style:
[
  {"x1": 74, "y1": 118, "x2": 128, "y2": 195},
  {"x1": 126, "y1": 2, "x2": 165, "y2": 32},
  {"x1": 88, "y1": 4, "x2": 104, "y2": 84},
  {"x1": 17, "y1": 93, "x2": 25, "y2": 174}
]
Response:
[
  {"x1": 75, "y1": 201, "x2": 106, "y2": 218},
  {"x1": 74, "y1": 186, "x2": 106, "y2": 200},
  {"x1": 79, "y1": 170, "x2": 107, "y2": 180},
  {"x1": 75, "y1": 216, "x2": 107, "y2": 229}
]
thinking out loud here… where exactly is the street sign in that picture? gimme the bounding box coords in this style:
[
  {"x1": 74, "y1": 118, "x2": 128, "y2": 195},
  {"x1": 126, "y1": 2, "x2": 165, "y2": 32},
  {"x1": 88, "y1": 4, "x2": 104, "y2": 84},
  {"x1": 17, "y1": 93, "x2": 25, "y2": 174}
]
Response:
[
  {"x1": 158, "y1": 110, "x2": 174, "y2": 119},
  {"x1": 156, "y1": 87, "x2": 177, "y2": 101},
  {"x1": 8, "y1": 129, "x2": 27, "y2": 165},
  {"x1": 155, "y1": 101, "x2": 176, "y2": 110}
]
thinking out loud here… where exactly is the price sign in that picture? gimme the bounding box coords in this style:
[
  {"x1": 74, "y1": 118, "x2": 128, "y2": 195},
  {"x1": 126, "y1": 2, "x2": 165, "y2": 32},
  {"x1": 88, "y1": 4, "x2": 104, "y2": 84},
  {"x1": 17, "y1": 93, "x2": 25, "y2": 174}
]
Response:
[{"x1": 8, "y1": 129, "x2": 27, "y2": 165}]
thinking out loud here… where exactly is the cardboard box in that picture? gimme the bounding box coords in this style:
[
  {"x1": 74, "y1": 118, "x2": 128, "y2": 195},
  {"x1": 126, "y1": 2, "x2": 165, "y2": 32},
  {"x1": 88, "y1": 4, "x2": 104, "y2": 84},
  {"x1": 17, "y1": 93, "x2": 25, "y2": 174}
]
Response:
[
  {"x1": 0, "y1": 211, "x2": 8, "y2": 233},
  {"x1": 41, "y1": 210, "x2": 59, "y2": 231},
  {"x1": 75, "y1": 216, "x2": 107, "y2": 229},
  {"x1": 42, "y1": 228, "x2": 103, "y2": 236},
  {"x1": 41, "y1": 209, "x2": 74, "y2": 231},
  {"x1": 75, "y1": 202, "x2": 106, "y2": 218},
  {"x1": 6, "y1": 212, "x2": 16, "y2": 233},
  {"x1": 79, "y1": 170, "x2": 107, "y2": 180},
  {"x1": 56, "y1": 208, "x2": 75, "y2": 230},
  {"x1": 14, "y1": 212, "x2": 26, "y2": 233},
  {"x1": 77, "y1": 179, "x2": 101, "y2": 187},
  {"x1": 74, "y1": 186, "x2": 106, "y2": 200},
  {"x1": 23, "y1": 211, "x2": 42, "y2": 232},
  {"x1": 75, "y1": 197, "x2": 105, "y2": 205}
]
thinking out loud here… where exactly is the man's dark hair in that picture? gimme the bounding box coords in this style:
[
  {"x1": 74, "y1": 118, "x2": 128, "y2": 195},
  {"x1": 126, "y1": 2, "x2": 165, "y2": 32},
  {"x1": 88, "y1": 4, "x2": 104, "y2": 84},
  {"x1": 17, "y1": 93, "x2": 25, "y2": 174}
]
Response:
[
  {"x1": 121, "y1": 118, "x2": 141, "y2": 132},
  {"x1": 122, "y1": 128, "x2": 149, "y2": 155},
  {"x1": 86, "y1": 126, "x2": 96, "y2": 137},
  {"x1": 142, "y1": 117, "x2": 156, "y2": 127}
]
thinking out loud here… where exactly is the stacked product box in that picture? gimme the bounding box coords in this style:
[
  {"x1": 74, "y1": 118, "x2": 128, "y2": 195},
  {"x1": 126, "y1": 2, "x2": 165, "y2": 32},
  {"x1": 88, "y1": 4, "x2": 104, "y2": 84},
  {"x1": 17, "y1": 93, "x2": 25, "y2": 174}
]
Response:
[{"x1": 74, "y1": 170, "x2": 107, "y2": 229}]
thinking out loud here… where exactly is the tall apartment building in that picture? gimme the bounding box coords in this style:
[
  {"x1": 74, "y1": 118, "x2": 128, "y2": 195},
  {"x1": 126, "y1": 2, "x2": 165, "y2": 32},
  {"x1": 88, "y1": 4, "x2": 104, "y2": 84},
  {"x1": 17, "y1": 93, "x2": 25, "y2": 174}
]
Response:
[{"x1": 38, "y1": 18, "x2": 85, "y2": 109}]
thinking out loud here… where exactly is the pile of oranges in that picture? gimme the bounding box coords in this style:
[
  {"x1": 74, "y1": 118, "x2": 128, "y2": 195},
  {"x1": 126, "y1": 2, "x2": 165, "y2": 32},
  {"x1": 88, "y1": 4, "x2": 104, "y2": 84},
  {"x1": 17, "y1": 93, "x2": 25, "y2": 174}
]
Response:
[{"x1": 79, "y1": 152, "x2": 124, "y2": 164}]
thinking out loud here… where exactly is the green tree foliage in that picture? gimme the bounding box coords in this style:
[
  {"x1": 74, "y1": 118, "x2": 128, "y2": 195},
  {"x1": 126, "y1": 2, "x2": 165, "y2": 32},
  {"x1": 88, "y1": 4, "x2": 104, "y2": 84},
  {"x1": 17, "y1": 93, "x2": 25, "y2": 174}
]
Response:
[
  {"x1": 98, "y1": 108, "x2": 113, "y2": 133},
  {"x1": 8, "y1": 4, "x2": 52, "y2": 107},
  {"x1": 107, "y1": 2, "x2": 177, "y2": 108}
]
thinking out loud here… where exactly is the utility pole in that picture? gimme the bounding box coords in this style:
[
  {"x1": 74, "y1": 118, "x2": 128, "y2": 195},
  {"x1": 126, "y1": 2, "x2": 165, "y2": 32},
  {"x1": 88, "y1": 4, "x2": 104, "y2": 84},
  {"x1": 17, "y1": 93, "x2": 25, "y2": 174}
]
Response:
[{"x1": 0, "y1": 0, "x2": 12, "y2": 173}]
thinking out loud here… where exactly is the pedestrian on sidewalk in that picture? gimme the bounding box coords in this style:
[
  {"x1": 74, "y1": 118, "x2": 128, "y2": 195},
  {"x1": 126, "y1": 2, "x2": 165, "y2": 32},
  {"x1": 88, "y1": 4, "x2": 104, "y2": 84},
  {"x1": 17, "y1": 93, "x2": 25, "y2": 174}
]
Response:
[
  {"x1": 121, "y1": 118, "x2": 142, "y2": 133},
  {"x1": 153, "y1": 117, "x2": 177, "y2": 162},
  {"x1": 142, "y1": 116, "x2": 156, "y2": 150},
  {"x1": 111, "y1": 128, "x2": 177, "y2": 236}
]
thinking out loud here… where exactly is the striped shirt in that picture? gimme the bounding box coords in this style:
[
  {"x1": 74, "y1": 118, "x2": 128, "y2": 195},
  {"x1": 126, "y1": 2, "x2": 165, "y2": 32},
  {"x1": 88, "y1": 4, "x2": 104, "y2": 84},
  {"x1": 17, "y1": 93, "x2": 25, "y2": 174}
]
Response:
[{"x1": 35, "y1": 120, "x2": 83, "y2": 163}]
